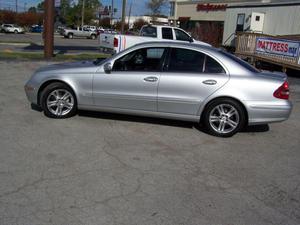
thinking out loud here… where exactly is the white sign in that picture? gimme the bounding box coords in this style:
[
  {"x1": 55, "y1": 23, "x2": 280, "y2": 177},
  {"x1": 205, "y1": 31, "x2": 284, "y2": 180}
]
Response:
[
  {"x1": 55, "y1": 0, "x2": 61, "y2": 7},
  {"x1": 256, "y1": 37, "x2": 300, "y2": 58}
]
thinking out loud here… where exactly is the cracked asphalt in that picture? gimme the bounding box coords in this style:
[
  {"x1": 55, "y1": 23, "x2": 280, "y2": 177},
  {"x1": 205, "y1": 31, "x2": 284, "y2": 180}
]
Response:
[{"x1": 0, "y1": 60, "x2": 300, "y2": 225}]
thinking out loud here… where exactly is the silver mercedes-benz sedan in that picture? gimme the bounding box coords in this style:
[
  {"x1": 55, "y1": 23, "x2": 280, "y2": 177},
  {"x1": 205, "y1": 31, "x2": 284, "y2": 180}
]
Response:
[{"x1": 24, "y1": 42, "x2": 292, "y2": 137}]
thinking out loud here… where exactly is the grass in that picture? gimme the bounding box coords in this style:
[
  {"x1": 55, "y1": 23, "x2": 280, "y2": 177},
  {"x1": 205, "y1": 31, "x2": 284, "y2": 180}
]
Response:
[{"x1": 0, "y1": 51, "x2": 110, "y2": 61}]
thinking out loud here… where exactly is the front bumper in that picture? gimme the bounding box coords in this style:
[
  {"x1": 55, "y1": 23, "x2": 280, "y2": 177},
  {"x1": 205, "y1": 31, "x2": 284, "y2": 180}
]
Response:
[{"x1": 24, "y1": 83, "x2": 38, "y2": 105}]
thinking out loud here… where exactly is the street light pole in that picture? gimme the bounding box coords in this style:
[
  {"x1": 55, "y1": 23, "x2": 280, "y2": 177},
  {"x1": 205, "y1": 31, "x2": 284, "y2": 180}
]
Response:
[
  {"x1": 121, "y1": 0, "x2": 126, "y2": 34},
  {"x1": 81, "y1": 0, "x2": 85, "y2": 28},
  {"x1": 44, "y1": 0, "x2": 54, "y2": 59}
]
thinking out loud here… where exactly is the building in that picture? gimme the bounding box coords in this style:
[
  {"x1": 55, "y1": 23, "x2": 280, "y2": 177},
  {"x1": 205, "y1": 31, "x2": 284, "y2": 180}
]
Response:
[
  {"x1": 169, "y1": 0, "x2": 300, "y2": 47},
  {"x1": 124, "y1": 16, "x2": 169, "y2": 29},
  {"x1": 223, "y1": 0, "x2": 300, "y2": 46},
  {"x1": 169, "y1": 0, "x2": 228, "y2": 46}
]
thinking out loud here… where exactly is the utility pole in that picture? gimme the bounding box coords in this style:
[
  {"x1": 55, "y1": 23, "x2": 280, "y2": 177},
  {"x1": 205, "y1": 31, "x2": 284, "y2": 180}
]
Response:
[
  {"x1": 81, "y1": 0, "x2": 85, "y2": 28},
  {"x1": 44, "y1": 0, "x2": 54, "y2": 59},
  {"x1": 110, "y1": 0, "x2": 114, "y2": 26},
  {"x1": 24, "y1": 2, "x2": 27, "y2": 12},
  {"x1": 121, "y1": 0, "x2": 126, "y2": 34},
  {"x1": 127, "y1": 0, "x2": 132, "y2": 27},
  {"x1": 15, "y1": 0, "x2": 18, "y2": 12}
]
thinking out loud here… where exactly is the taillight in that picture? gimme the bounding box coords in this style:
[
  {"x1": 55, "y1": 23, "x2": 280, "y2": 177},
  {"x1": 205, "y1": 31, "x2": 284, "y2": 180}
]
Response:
[
  {"x1": 273, "y1": 81, "x2": 289, "y2": 100},
  {"x1": 113, "y1": 37, "x2": 118, "y2": 47}
]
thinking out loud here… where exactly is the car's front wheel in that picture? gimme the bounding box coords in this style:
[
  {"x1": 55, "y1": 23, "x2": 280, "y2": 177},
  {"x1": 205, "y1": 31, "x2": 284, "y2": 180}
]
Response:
[
  {"x1": 14, "y1": 30, "x2": 18, "y2": 34},
  {"x1": 40, "y1": 82, "x2": 77, "y2": 118},
  {"x1": 203, "y1": 98, "x2": 246, "y2": 137}
]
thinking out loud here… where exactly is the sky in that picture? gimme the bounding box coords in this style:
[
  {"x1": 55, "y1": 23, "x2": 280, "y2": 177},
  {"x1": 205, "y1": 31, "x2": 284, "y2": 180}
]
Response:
[{"x1": 0, "y1": 0, "x2": 169, "y2": 17}]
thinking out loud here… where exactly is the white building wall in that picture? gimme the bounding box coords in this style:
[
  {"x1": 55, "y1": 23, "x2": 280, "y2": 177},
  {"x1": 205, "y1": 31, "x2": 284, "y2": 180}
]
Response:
[{"x1": 223, "y1": 5, "x2": 300, "y2": 45}]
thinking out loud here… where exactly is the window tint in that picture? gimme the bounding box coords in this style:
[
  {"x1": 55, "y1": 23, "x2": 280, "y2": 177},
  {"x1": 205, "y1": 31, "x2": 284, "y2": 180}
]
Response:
[
  {"x1": 162, "y1": 28, "x2": 173, "y2": 40},
  {"x1": 219, "y1": 51, "x2": 259, "y2": 73},
  {"x1": 174, "y1": 29, "x2": 191, "y2": 42},
  {"x1": 168, "y1": 48, "x2": 205, "y2": 72},
  {"x1": 140, "y1": 26, "x2": 157, "y2": 38},
  {"x1": 204, "y1": 56, "x2": 225, "y2": 73},
  {"x1": 113, "y1": 48, "x2": 166, "y2": 72}
]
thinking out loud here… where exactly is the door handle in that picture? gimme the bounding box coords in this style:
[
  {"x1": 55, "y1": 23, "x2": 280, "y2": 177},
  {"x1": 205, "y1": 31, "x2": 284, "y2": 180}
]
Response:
[
  {"x1": 144, "y1": 76, "x2": 158, "y2": 82},
  {"x1": 202, "y1": 79, "x2": 217, "y2": 85}
]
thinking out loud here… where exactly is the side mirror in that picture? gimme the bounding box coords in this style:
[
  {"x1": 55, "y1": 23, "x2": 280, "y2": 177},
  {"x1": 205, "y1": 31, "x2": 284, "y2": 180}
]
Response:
[
  {"x1": 104, "y1": 63, "x2": 112, "y2": 74},
  {"x1": 189, "y1": 37, "x2": 194, "y2": 43}
]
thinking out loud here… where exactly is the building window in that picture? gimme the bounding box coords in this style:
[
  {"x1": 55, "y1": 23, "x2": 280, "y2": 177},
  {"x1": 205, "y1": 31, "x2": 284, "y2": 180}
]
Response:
[
  {"x1": 255, "y1": 16, "x2": 260, "y2": 21},
  {"x1": 170, "y1": 2, "x2": 175, "y2": 17}
]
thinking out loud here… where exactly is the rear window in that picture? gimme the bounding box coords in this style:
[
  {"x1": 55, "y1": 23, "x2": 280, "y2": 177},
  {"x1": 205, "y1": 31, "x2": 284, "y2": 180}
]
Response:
[
  {"x1": 140, "y1": 26, "x2": 157, "y2": 38},
  {"x1": 220, "y1": 51, "x2": 259, "y2": 73},
  {"x1": 162, "y1": 27, "x2": 173, "y2": 40}
]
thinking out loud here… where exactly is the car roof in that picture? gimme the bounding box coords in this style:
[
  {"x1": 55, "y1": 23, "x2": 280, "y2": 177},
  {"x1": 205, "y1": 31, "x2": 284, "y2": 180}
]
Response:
[{"x1": 131, "y1": 41, "x2": 216, "y2": 53}]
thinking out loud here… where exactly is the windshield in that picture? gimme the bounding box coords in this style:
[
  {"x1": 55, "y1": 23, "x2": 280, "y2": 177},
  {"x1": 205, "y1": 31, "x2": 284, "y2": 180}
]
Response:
[{"x1": 219, "y1": 50, "x2": 259, "y2": 73}]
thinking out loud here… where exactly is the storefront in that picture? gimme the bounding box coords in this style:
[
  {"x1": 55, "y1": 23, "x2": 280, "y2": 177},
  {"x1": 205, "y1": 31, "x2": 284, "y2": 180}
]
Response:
[
  {"x1": 169, "y1": 0, "x2": 228, "y2": 46},
  {"x1": 169, "y1": 0, "x2": 300, "y2": 47}
]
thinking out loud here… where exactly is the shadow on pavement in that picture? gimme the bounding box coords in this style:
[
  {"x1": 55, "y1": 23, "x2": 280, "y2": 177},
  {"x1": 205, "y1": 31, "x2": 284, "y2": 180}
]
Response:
[
  {"x1": 23, "y1": 43, "x2": 98, "y2": 52},
  {"x1": 77, "y1": 110, "x2": 270, "y2": 134}
]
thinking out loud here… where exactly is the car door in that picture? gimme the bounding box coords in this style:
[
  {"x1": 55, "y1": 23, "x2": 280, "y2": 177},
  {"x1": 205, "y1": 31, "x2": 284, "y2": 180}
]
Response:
[
  {"x1": 158, "y1": 47, "x2": 229, "y2": 115},
  {"x1": 93, "y1": 47, "x2": 167, "y2": 111}
]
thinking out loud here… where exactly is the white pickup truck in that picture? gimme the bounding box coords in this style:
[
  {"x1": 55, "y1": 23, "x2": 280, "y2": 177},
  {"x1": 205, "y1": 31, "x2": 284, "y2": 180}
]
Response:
[{"x1": 99, "y1": 25, "x2": 210, "y2": 54}]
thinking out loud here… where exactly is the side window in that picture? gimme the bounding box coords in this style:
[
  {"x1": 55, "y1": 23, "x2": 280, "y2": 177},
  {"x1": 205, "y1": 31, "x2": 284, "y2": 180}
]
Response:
[
  {"x1": 174, "y1": 29, "x2": 191, "y2": 42},
  {"x1": 140, "y1": 26, "x2": 157, "y2": 38},
  {"x1": 168, "y1": 48, "x2": 205, "y2": 72},
  {"x1": 113, "y1": 48, "x2": 166, "y2": 72},
  {"x1": 204, "y1": 56, "x2": 225, "y2": 73},
  {"x1": 162, "y1": 28, "x2": 173, "y2": 40}
]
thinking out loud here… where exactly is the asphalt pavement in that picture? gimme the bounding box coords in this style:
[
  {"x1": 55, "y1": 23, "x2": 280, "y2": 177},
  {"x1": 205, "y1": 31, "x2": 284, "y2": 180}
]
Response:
[
  {"x1": 0, "y1": 60, "x2": 300, "y2": 225},
  {"x1": 0, "y1": 33, "x2": 99, "y2": 53}
]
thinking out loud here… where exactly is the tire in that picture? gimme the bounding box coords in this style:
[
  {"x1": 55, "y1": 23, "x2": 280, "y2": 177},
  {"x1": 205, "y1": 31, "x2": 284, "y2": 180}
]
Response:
[
  {"x1": 90, "y1": 34, "x2": 96, "y2": 40},
  {"x1": 14, "y1": 30, "x2": 18, "y2": 34},
  {"x1": 68, "y1": 33, "x2": 73, "y2": 39},
  {"x1": 40, "y1": 82, "x2": 77, "y2": 118},
  {"x1": 202, "y1": 98, "x2": 246, "y2": 137}
]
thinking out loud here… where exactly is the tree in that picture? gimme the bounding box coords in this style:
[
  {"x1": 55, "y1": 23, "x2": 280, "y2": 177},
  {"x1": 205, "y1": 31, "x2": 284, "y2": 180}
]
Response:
[
  {"x1": 99, "y1": 17, "x2": 111, "y2": 28},
  {"x1": 28, "y1": 7, "x2": 37, "y2": 13},
  {"x1": 37, "y1": 1, "x2": 45, "y2": 12},
  {"x1": 133, "y1": 18, "x2": 148, "y2": 31},
  {"x1": 17, "y1": 12, "x2": 43, "y2": 26},
  {"x1": 147, "y1": 0, "x2": 167, "y2": 15},
  {"x1": 115, "y1": 21, "x2": 128, "y2": 31}
]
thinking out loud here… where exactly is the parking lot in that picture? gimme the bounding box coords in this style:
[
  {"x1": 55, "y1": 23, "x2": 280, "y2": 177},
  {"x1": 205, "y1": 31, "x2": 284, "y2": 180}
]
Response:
[{"x1": 0, "y1": 60, "x2": 300, "y2": 225}]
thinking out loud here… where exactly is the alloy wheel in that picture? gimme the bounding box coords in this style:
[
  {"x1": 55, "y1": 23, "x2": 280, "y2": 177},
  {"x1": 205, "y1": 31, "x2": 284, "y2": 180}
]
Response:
[
  {"x1": 46, "y1": 89, "x2": 74, "y2": 116},
  {"x1": 209, "y1": 104, "x2": 240, "y2": 134}
]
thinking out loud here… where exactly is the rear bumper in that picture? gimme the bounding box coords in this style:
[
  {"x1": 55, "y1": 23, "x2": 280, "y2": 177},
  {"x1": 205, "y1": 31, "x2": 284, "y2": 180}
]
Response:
[{"x1": 245, "y1": 100, "x2": 293, "y2": 125}]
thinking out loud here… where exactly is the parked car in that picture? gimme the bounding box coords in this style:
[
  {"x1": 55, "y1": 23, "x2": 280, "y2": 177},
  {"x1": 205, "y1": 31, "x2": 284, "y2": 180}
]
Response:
[
  {"x1": 82, "y1": 25, "x2": 97, "y2": 32},
  {"x1": 24, "y1": 42, "x2": 292, "y2": 137},
  {"x1": 30, "y1": 25, "x2": 43, "y2": 33},
  {"x1": 99, "y1": 25, "x2": 210, "y2": 54},
  {"x1": 1, "y1": 24, "x2": 24, "y2": 33},
  {"x1": 62, "y1": 27, "x2": 98, "y2": 39}
]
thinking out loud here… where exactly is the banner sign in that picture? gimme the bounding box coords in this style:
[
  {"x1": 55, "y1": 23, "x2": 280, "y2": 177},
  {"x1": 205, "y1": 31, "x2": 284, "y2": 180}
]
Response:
[
  {"x1": 256, "y1": 37, "x2": 300, "y2": 58},
  {"x1": 196, "y1": 4, "x2": 227, "y2": 12}
]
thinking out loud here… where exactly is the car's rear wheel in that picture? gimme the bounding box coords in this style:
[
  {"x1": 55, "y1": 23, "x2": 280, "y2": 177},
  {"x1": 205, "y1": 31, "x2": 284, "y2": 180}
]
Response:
[
  {"x1": 68, "y1": 33, "x2": 73, "y2": 39},
  {"x1": 90, "y1": 34, "x2": 96, "y2": 40},
  {"x1": 40, "y1": 82, "x2": 77, "y2": 118},
  {"x1": 203, "y1": 98, "x2": 246, "y2": 137},
  {"x1": 14, "y1": 30, "x2": 18, "y2": 34}
]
